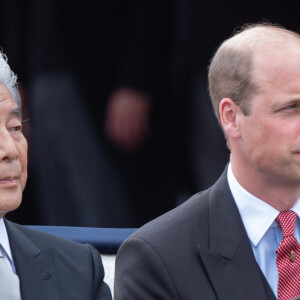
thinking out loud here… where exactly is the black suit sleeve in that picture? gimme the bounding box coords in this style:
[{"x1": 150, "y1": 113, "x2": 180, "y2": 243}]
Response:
[
  {"x1": 114, "y1": 237, "x2": 179, "y2": 300},
  {"x1": 87, "y1": 244, "x2": 112, "y2": 300}
]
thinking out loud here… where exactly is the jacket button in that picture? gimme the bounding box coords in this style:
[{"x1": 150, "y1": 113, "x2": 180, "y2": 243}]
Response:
[{"x1": 42, "y1": 272, "x2": 52, "y2": 280}]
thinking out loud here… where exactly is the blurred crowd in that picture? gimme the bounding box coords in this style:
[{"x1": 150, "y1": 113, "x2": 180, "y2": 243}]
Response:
[{"x1": 0, "y1": 0, "x2": 299, "y2": 227}]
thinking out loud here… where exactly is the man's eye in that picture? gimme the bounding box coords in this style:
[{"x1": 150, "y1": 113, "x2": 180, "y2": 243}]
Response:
[
  {"x1": 10, "y1": 125, "x2": 22, "y2": 132},
  {"x1": 285, "y1": 104, "x2": 297, "y2": 110}
]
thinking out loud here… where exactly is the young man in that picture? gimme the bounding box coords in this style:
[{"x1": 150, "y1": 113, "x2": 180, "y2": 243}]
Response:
[{"x1": 114, "y1": 24, "x2": 300, "y2": 300}]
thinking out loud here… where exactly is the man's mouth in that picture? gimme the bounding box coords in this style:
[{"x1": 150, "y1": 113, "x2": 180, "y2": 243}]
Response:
[{"x1": 0, "y1": 176, "x2": 20, "y2": 185}]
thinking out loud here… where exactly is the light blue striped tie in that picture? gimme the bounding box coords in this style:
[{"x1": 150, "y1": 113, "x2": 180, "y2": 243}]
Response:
[{"x1": 0, "y1": 246, "x2": 21, "y2": 300}]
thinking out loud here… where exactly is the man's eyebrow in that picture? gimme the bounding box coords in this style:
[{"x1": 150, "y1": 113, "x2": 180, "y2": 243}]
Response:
[{"x1": 10, "y1": 107, "x2": 22, "y2": 119}]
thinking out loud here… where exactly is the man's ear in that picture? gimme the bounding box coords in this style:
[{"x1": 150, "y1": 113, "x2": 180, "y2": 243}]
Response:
[{"x1": 219, "y1": 98, "x2": 241, "y2": 139}]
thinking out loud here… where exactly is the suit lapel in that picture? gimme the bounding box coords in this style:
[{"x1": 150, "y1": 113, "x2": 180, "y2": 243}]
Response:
[
  {"x1": 5, "y1": 220, "x2": 60, "y2": 300},
  {"x1": 198, "y1": 170, "x2": 276, "y2": 300}
]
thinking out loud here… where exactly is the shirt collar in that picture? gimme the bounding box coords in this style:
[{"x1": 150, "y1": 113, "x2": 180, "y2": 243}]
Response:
[
  {"x1": 227, "y1": 163, "x2": 300, "y2": 247},
  {"x1": 0, "y1": 218, "x2": 14, "y2": 262}
]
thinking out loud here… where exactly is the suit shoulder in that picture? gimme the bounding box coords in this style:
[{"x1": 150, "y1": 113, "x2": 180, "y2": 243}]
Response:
[
  {"x1": 124, "y1": 188, "x2": 212, "y2": 250},
  {"x1": 7, "y1": 222, "x2": 92, "y2": 255},
  {"x1": 6, "y1": 221, "x2": 112, "y2": 299},
  {"x1": 115, "y1": 189, "x2": 213, "y2": 299}
]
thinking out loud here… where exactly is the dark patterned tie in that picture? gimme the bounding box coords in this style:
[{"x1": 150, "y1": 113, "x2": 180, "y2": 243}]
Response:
[{"x1": 276, "y1": 211, "x2": 300, "y2": 300}]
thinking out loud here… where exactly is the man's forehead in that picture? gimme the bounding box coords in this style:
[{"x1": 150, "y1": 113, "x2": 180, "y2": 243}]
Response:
[
  {"x1": 0, "y1": 82, "x2": 20, "y2": 107},
  {"x1": 0, "y1": 100, "x2": 22, "y2": 120},
  {"x1": 10, "y1": 106, "x2": 22, "y2": 118},
  {"x1": 253, "y1": 42, "x2": 300, "y2": 76}
]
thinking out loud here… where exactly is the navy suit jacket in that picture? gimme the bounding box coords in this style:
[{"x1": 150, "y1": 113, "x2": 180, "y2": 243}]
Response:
[
  {"x1": 5, "y1": 220, "x2": 112, "y2": 300},
  {"x1": 114, "y1": 169, "x2": 277, "y2": 299}
]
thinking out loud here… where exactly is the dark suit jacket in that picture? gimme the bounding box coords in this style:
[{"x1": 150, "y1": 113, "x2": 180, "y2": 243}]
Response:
[
  {"x1": 114, "y1": 169, "x2": 277, "y2": 299},
  {"x1": 4, "y1": 220, "x2": 112, "y2": 300}
]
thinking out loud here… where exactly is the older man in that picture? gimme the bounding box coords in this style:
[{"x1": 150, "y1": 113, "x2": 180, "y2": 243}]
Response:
[
  {"x1": 0, "y1": 52, "x2": 111, "y2": 299},
  {"x1": 114, "y1": 23, "x2": 300, "y2": 300}
]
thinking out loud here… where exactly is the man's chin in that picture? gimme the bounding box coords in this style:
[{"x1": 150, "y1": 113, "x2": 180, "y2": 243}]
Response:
[{"x1": 0, "y1": 196, "x2": 22, "y2": 218}]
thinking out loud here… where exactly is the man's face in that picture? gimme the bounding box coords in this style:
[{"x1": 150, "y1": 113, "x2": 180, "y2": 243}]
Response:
[
  {"x1": 237, "y1": 41, "x2": 300, "y2": 188},
  {"x1": 0, "y1": 83, "x2": 27, "y2": 218}
]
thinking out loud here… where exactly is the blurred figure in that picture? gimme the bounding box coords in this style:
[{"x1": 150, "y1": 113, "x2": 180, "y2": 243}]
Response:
[{"x1": 105, "y1": 88, "x2": 152, "y2": 153}]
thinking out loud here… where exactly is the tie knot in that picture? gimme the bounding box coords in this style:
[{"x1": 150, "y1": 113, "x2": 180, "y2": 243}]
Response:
[{"x1": 276, "y1": 210, "x2": 298, "y2": 237}]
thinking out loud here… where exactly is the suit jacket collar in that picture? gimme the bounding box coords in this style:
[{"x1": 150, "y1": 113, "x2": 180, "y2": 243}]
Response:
[
  {"x1": 198, "y1": 168, "x2": 276, "y2": 300},
  {"x1": 5, "y1": 220, "x2": 60, "y2": 300}
]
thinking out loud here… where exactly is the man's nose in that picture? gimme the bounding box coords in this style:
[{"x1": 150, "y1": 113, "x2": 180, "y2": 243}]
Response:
[{"x1": 0, "y1": 129, "x2": 19, "y2": 162}]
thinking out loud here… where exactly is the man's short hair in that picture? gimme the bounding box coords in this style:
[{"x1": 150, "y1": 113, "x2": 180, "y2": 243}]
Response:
[
  {"x1": 0, "y1": 51, "x2": 21, "y2": 107},
  {"x1": 208, "y1": 23, "x2": 300, "y2": 124}
]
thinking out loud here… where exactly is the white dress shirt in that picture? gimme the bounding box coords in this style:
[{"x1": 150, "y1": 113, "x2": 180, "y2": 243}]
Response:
[
  {"x1": 227, "y1": 163, "x2": 300, "y2": 298},
  {"x1": 0, "y1": 218, "x2": 17, "y2": 273}
]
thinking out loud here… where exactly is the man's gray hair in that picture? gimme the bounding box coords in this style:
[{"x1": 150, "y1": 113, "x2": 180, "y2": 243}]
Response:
[{"x1": 0, "y1": 51, "x2": 21, "y2": 107}]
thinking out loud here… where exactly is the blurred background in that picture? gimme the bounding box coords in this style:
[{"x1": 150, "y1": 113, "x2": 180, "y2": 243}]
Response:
[{"x1": 0, "y1": 0, "x2": 299, "y2": 227}]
